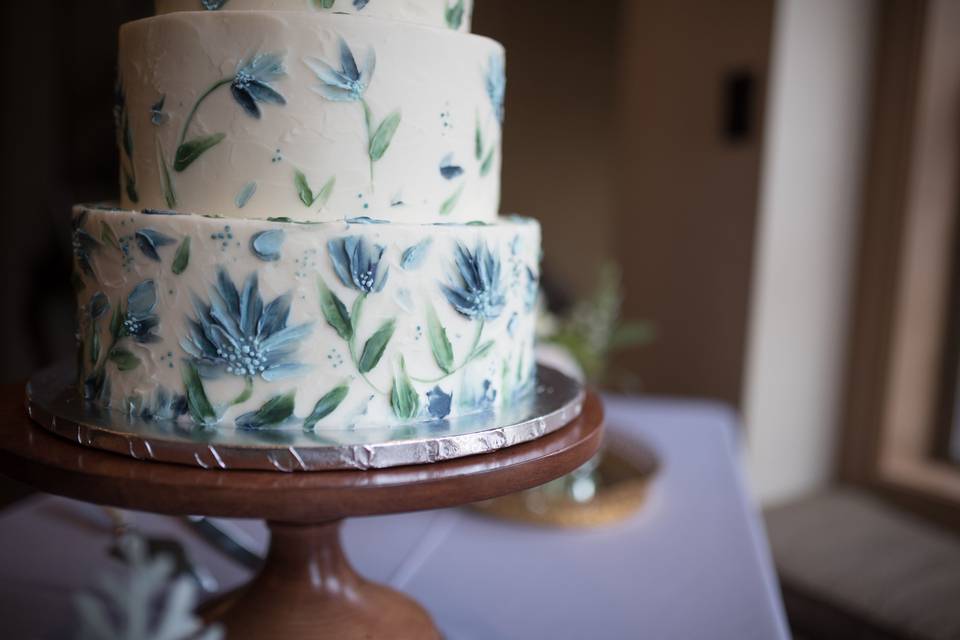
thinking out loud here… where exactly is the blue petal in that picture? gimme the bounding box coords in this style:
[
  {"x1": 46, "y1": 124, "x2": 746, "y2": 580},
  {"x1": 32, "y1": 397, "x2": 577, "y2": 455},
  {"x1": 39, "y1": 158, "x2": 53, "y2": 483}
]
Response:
[
  {"x1": 401, "y1": 238, "x2": 432, "y2": 270},
  {"x1": 442, "y1": 284, "x2": 478, "y2": 319},
  {"x1": 260, "y1": 322, "x2": 313, "y2": 353},
  {"x1": 251, "y1": 229, "x2": 285, "y2": 262},
  {"x1": 246, "y1": 80, "x2": 286, "y2": 106},
  {"x1": 135, "y1": 229, "x2": 175, "y2": 262},
  {"x1": 310, "y1": 84, "x2": 359, "y2": 102},
  {"x1": 239, "y1": 273, "x2": 263, "y2": 337},
  {"x1": 127, "y1": 280, "x2": 157, "y2": 318},
  {"x1": 258, "y1": 293, "x2": 292, "y2": 338},
  {"x1": 427, "y1": 386, "x2": 452, "y2": 420},
  {"x1": 216, "y1": 269, "x2": 241, "y2": 317},
  {"x1": 303, "y1": 56, "x2": 353, "y2": 90},
  {"x1": 261, "y1": 363, "x2": 307, "y2": 381},
  {"x1": 338, "y1": 37, "x2": 360, "y2": 82},
  {"x1": 353, "y1": 0, "x2": 369, "y2": 8},
  {"x1": 88, "y1": 292, "x2": 110, "y2": 320},
  {"x1": 231, "y1": 85, "x2": 261, "y2": 119},
  {"x1": 327, "y1": 238, "x2": 354, "y2": 289}
]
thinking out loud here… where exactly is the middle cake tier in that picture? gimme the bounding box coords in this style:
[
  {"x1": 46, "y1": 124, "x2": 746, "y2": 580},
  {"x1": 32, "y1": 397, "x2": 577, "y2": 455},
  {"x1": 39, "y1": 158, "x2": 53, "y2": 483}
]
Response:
[
  {"x1": 117, "y1": 10, "x2": 505, "y2": 223},
  {"x1": 73, "y1": 205, "x2": 540, "y2": 430}
]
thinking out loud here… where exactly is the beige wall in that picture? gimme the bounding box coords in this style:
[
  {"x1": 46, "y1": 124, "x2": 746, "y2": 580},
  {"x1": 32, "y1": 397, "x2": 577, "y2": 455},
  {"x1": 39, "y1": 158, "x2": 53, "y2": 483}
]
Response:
[
  {"x1": 744, "y1": 0, "x2": 878, "y2": 505},
  {"x1": 613, "y1": 0, "x2": 774, "y2": 403}
]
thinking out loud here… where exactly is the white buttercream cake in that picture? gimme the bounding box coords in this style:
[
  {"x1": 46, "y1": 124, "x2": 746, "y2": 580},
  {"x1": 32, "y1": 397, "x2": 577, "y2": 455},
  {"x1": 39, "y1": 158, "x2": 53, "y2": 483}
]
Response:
[{"x1": 72, "y1": 0, "x2": 540, "y2": 430}]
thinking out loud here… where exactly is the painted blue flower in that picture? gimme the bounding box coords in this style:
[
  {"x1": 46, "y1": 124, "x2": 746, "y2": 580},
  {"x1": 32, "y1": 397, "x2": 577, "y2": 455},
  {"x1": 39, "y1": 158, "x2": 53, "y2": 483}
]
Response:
[
  {"x1": 442, "y1": 242, "x2": 506, "y2": 321},
  {"x1": 486, "y1": 53, "x2": 506, "y2": 124},
  {"x1": 304, "y1": 37, "x2": 376, "y2": 103},
  {"x1": 89, "y1": 292, "x2": 110, "y2": 320},
  {"x1": 353, "y1": 0, "x2": 369, "y2": 8},
  {"x1": 72, "y1": 212, "x2": 100, "y2": 278},
  {"x1": 427, "y1": 386, "x2": 452, "y2": 420},
  {"x1": 121, "y1": 280, "x2": 161, "y2": 344},
  {"x1": 150, "y1": 95, "x2": 169, "y2": 126},
  {"x1": 182, "y1": 269, "x2": 312, "y2": 380},
  {"x1": 524, "y1": 265, "x2": 539, "y2": 311},
  {"x1": 202, "y1": 0, "x2": 229, "y2": 8},
  {"x1": 231, "y1": 53, "x2": 287, "y2": 119},
  {"x1": 328, "y1": 236, "x2": 389, "y2": 294},
  {"x1": 439, "y1": 153, "x2": 464, "y2": 180},
  {"x1": 127, "y1": 387, "x2": 188, "y2": 421}
]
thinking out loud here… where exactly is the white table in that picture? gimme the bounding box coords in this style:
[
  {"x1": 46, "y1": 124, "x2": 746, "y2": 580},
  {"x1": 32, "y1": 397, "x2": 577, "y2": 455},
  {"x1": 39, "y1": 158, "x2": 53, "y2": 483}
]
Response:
[{"x1": 0, "y1": 396, "x2": 789, "y2": 639}]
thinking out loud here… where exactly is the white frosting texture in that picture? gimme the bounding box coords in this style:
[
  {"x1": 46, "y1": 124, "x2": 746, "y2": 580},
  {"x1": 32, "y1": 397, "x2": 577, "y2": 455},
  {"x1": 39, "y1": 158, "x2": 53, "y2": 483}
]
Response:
[
  {"x1": 73, "y1": 206, "x2": 540, "y2": 429},
  {"x1": 154, "y1": 0, "x2": 474, "y2": 32},
  {"x1": 117, "y1": 11, "x2": 504, "y2": 223}
]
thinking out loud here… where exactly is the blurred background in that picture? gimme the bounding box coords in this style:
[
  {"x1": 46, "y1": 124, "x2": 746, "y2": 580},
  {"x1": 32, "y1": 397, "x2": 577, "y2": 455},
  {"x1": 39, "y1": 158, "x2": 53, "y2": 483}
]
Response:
[{"x1": 1, "y1": 0, "x2": 959, "y2": 638}]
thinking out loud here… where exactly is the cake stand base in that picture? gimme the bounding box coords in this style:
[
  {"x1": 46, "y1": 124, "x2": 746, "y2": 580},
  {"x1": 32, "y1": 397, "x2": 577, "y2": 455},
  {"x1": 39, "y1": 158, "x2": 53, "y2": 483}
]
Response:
[
  {"x1": 0, "y1": 384, "x2": 604, "y2": 639},
  {"x1": 201, "y1": 521, "x2": 438, "y2": 640}
]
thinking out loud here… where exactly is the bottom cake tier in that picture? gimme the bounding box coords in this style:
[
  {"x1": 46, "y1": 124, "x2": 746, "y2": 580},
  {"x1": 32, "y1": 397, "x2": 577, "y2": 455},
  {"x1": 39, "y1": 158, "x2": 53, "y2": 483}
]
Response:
[{"x1": 71, "y1": 205, "x2": 540, "y2": 430}]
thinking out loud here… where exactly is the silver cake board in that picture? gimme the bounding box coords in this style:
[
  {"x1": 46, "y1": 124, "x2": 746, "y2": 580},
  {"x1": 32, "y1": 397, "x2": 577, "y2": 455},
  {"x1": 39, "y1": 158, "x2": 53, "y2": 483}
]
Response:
[{"x1": 25, "y1": 362, "x2": 584, "y2": 472}]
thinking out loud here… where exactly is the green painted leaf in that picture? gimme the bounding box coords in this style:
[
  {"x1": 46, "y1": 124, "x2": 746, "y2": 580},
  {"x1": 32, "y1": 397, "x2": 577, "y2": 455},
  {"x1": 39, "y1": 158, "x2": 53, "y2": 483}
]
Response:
[
  {"x1": 303, "y1": 384, "x2": 349, "y2": 431},
  {"x1": 230, "y1": 376, "x2": 254, "y2": 406},
  {"x1": 317, "y1": 277, "x2": 352, "y2": 340},
  {"x1": 472, "y1": 340, "x2": 495, "y2": 361},
  {"x1": 236, "y1": 391, "x2": 296, "y2": 429},
  {"x1": 109, "y1": 304, "x2": 124, "y2": 340},
  {"x1": 122, "y1": 113, "x2": 133, "y2": 158},
  {"x1": 90, "y1": 330, "x2": 100, "y2": 365},
  {"x1": 480, "y1": 147, "x2": 495, "y2": 177},
  {"x1": 313, "y1": 0, "x2": 335, "y2": 7},
  {"x1": 426, "y1": 305, "x2": 454, "y2": 374},
  {"x1": 182, "y1": 362, "x2": 217, "y2": 425},
  {"x1": 172, "y1": 236, "x2": 191, "y2": 275},
  {"x1": 369, "y1": 111, "x2": 402, "y2": 162},
  {"x1": 174, "y1": 133, "x2": 226, "y2": 172},
  {"x1": 439, "y1": 185, "x2": 464, "y2": 216},
  {"x1": 315, "y1": 176, "x2": 336, "y2": 208},
  {"x1": 358, "y1": 318, "x2": 396, "y2": 373},
  {"x1": 124, "y1": 167, "x2": 139, "y2": 203},
  {"x1": 100, "y1": 221, "x2": 120, "y2": 249},
  {"x1": 156, "y1": 137, "x2": 177, "y2": 208},
  {"x1": 108, "y1": 347, "x2": 140, "y2": 371},
  {"x1": 475, "y1": 118, "x2": 484, "y2": 160},
  {"x1": 390, "y1": 357, "x2": 420, "y2": 420},
  {"x1": 294, "y1": 169, "x2": 315, "y2": 207},
  {"x1": 445, "y1": 0, "x2": 465, "y2": 29}
]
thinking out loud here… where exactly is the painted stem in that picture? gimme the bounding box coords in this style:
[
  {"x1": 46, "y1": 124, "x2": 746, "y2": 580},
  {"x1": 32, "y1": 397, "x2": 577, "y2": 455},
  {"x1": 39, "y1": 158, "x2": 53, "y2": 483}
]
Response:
[
  {"x1": 410, "y1": 320, "x2": 485, "y2": 384},
  {"x1": 361, "y1": 98, "x2": 375, "y2": 190},
  {"x1": 176, "y1": 78, "x2": 232, "y2": 154}
]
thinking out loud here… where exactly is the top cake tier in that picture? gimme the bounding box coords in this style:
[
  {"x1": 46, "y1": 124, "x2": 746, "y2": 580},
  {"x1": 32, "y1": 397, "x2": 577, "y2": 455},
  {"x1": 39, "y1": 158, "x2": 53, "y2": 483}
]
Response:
[
  {"x1": 154, "y1": 0, "x2": 474, "y2": 32},
  {"x1": 117, "y1": 10, "x2": 504, "y2": 223}
]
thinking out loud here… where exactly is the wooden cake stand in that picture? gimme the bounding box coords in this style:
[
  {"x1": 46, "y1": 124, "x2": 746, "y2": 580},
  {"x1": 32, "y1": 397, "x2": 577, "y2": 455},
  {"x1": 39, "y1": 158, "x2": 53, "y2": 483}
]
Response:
[{"x1": 0, "y1": 384, "x2": 603, "y2": 639}]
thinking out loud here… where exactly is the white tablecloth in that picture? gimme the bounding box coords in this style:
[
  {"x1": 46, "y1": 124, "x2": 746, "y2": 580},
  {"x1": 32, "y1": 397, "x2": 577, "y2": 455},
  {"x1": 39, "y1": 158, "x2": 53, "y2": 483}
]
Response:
[{"x1": 0, "y1": 396, "x2": 789, "y2": 639}]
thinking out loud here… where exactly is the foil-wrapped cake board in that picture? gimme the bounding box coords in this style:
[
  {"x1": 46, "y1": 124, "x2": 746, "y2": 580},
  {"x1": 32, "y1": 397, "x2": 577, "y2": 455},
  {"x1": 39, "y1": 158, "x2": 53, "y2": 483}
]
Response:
[{"x1": 26, "y1": 362, "x2": 584, "y2": 472}]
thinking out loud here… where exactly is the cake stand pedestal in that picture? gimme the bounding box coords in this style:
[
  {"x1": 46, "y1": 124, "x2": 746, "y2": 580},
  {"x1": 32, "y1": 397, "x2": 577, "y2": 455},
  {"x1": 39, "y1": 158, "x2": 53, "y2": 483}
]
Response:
[{"x1": 0, "y1": 384, "x2": 603, "y2": 639}]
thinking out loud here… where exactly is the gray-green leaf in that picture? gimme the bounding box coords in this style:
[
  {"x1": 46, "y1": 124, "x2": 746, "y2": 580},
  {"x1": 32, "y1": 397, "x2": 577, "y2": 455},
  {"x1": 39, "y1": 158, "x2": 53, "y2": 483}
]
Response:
[
  {"x1": 100, "y1": 221, "x2": 120, "y2": 249},
  {"x1": 156, "y1": 137, "x2": 177, "y2": 208},
  {"x1": 390, "y1": 357, "x2": 420, "y2": 420},
  {"x1": 358, "y1": 318, "x2": 396, "y2": 373},
  {"x1": 108, "y1": 347, "x2": 140, "y2": 371},
  {"x1": 475, "y1": 118, "x2": 484, "y2": 160},
  {"x1": 313, "y1": 0, "x2": 335, "y2": 7},
  {"x1": 439, "y1": 185, "x2": 464, "y2": 216},
  {"x1": 174, "y1": 133, "x2": 226, "y2": 172},
  {"x1": 317, "y1": 277, "x2": 352, "y2": 340},
  {"x1": 480, "y1": 147, "x2": 495, "y2": 177},
  {"x1": 303, "y1": 384, "x2": 349, "y2": 431},
  {"x1": 471, "y1": 340, "x2": 495, "y2": 361},
  {"x1": 369, "y1": 111, "x2": 402, "y2": 162},
  {"x1": 124, "y1": 168, "x2": 139, "y2": 204},
  {"x1": 172, "y1": 236, "x2": 191, "y2": 275},
  {"x1": 294, "y1": 169, "x2": 314, "y2": 207},
  {"x1": 445, "y1": 0, "x2": 465, "y2": 29},
  {"x1": 109, "y1": 304, "x2": 124, "y2": 340},
  {"x1": 315, "y1": 176, "x2": 336, "y2": 208},
  {"x1": 426, "y1": 305, "x2": 454, "y2": 374},
  {"x1": 236, "y1": 391, "x2": 296, "y2": 429},
  {"x1": 182, "y1": 362, "x2": 217, "y2": 425}
]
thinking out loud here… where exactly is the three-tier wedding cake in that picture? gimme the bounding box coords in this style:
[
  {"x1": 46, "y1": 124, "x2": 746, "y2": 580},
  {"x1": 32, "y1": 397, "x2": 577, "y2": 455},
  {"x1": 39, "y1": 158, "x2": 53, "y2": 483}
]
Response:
[{"x1": 72, "y1": 0, "x2": 540, "y2": 431}]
